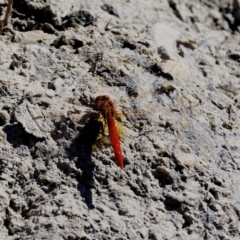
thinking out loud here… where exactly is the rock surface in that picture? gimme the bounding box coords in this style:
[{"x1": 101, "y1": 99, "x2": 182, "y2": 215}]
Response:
[{"x1": 0, "y1": 0, "x2": 240, "y2": 239}]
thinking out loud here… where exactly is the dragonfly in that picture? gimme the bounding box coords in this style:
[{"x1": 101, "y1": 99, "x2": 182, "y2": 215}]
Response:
[
  {"x1": 93, "y1": 95, "x2": 124, "y2": 169},
  {"x1": 77, "y1": 60, "x2": 192, "y2": 169}
]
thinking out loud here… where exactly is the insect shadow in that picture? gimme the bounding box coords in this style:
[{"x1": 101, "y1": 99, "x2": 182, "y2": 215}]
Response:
[{"x1": 69, "y1": 113, "x2": 103, "y2": 209}]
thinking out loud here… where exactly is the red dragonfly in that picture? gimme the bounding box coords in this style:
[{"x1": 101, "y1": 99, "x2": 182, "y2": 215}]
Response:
[
  {"x1": 50, "y1": 60, "x2": 191, "y2": 169},
  {"x1": 93, "y1": 95, "x2": 124, "y2": 169}
]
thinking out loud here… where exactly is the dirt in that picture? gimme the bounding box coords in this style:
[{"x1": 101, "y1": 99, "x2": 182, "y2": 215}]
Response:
[{"x1": 0, "y1": 0, "x2": 240, "y2": 239}]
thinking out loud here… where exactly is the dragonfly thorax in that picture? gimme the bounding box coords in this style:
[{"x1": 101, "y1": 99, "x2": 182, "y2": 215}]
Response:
[{"x1": 94, "y1": 95, "x2": 116, "y2": 118}]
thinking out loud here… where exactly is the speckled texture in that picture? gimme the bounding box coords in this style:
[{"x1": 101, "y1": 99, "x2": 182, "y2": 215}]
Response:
[{"x1": 0, "y1": 0, "x2": 240, "y2": 239}]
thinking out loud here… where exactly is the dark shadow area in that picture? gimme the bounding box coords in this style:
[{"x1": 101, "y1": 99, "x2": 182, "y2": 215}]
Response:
[
  {"x1": 2, "y1": 123, "x2": 39, "y2": 148},
  {"x1": 11, "y1": 1, "x2": 96, "y2": 32},
  {"x1": 68, "y1": 116, "x2": 103, "y2": 210},
  {"x1": 163, "y1": 194, "x2": 194, "y2": 229},
  {"x1": 146, "y1": 63, "x2": 174, "y2": 80},
  {"x1": 101, "y1": 4, "x2": 120, "y2": 18},
  {"x1": 62, "y1": 10, "x2": 96, "y2": 29},
  {"x1": 163, "y1": 195, "x2": 182, "y2": 212},
  {"x1": 153, "y1": 168, "x2": 174, "y2": 187},
  {"x1": 12, "y1": 0, "x2": 58, "y2": 32}
]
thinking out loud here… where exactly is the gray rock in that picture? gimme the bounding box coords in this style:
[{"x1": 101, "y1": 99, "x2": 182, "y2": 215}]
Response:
[{"x1": 0, "y1": 0, "x2": 239, "y2": 239}]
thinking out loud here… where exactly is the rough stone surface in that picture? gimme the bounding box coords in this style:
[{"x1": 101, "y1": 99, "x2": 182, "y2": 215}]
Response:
[{"x1": 0, "y1": 0, "x2": 240, "y2": 239}]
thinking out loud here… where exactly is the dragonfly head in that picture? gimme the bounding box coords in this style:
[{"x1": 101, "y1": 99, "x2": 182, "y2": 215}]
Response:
[{"x1": 94, "y1": 95, "x2": 115, "y2": 117}]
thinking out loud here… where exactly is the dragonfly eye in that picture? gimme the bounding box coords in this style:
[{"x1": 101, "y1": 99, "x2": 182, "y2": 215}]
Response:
[
  {"x1": 95, "y1": 95, "x2": 106, "y2": 101},
  {"x1": 94, "y1": 95, "x2": 116, "y2": 116},
  {"x1": 101, "y1": 95, "x2": 110, "y2": 101}
]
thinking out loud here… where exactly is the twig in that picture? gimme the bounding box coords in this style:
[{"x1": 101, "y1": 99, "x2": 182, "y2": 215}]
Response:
[
  {"x1": 0, "y1": 0, "x2": 14, "y2": 33},
  {"x1": 0, "y1": 21, "x2": 4, "y2": 33},
  {"x1": 3, "y1": 0, "x2": 14, "y2": 26}
]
